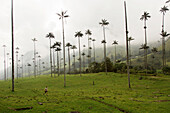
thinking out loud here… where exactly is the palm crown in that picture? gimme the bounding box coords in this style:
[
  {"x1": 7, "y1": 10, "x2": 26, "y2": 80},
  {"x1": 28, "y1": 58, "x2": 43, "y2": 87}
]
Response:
[
  {"x1": 57, "y1": 11, "x2": 69, "y2": 19},
  {"x1": 140, "y1": 12, "x2": 151, "y2": 20},
  {"x1": 46, "y1": 32, "x2": 55, "y2": 39},
  {"x1": 160, "y1": 6, "x2": 169, "y2": 14},
  {"x1": 85, "y1": 29, "x2": 92, "y2": 35},
  {"x1": 99, "y1": 19, "x2": 109, "y2": 26},
  {"x1": 75, "y1": 31, "x2": 83, "y2": 37},
  {"x1": 112, "y1": 40, "x2": 118, "y2": 45}
]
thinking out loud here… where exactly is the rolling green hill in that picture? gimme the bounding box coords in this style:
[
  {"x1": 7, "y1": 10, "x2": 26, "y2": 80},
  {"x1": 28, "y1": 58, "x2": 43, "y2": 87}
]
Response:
[{"x1": 0, "y1": 73, "x2": 170, "y2": 113}]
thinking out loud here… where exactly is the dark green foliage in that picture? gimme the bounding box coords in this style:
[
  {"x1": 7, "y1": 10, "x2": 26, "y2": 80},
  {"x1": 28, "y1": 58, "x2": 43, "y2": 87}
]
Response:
[
  {"x1": 88, "y1": 62, "x2": 101, "y2": 73},
  {"x1": 100, "y1": 57, "x2": 113, "y2": 72},
  {"x1": 162, "y1": 66, "x2": 170, "y2": 75}
]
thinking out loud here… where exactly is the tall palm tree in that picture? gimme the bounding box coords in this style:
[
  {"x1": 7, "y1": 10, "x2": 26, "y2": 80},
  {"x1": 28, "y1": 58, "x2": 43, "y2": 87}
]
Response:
[
  {"x1": 21, "y1": 54, "x2": 24, "y2": 78},
  {"x1": 27, "y1": 63, "x2": 31, "y2": 77},
  {"x1": 38, "y1": 55, "x2": 41, "y2": 75},
  {"x1": 46, "y1": 33, "x2": 55, "y2": 77},
  {"x1": 16, "y1": 47, "x2": 19, "y2": 79},
  {"x1": 92, "y1": 39, "x2": 96, "y2": 62},
  {"x1": 85, "y1": 29, "x2": 92, "y2": 68},
  {"x1": 124, "y1": 1, "x2": 131, "y2": 88},
  {"x1": 160, "y1": 31, "x2": 170, "y2": 67},
  {"x1": 140, "y1": 44, "x2": 150, "y2": 72},
  {"x1": 32, "y1": 38, "x2": 37, "y2": 78},
  {"x1": 128, "y1": 37, "x2": 134, "y2": 66},
  {"x1": 71, "y1": 45, "x2": 77, "y2": 72},
  {"x1": 66, "y1": 42, "x2": 72, "y2": 74},
  {"x1": 51, "y1": 43, "x2": 57, "y2": 77},
  {"x1": 99, "y1": 19, "x2": 109, "y2": 75},
  {"x1": 55, "y1": 47, "x2": 61, "y2": 76},
  {"x1": 151, "y1": 47, "x2": 158, "y2": 70},
  {"x1": 57, "y1": 11, "x2": 69, "y2": 87},
  {"x1": 112, "y1": 40, "x2": 118, "y2": 64},
  {"x1": 11, "y1": 0, "x2": 15, "y2": 92},
  {"x1": 55, "y1": 41, "x2": 61, "y2": 75},
  {"x1": 82, "y1": 52, "x2": 86, "y2": 72},
  {"x1": 75, "y1": 31, "x2": 83, "y2": 76},
  {"x1": 3, "y1": 45, "x2": 6, "y2": 80},
  {"x1": 7, "y1": 53, "x2": 9, "y2": 80},
  {"x1": 160, "y1": 6, "x2": 169, "y2": 67},
  {"x1": 140, "y1": 11, "x2": 151, "y2": 74}
]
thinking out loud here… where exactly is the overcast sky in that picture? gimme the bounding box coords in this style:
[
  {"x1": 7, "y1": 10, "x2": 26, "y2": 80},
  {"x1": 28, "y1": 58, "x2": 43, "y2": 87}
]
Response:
[{"x1": 0, "y1": 0, "x2": 169, "y2": 72}]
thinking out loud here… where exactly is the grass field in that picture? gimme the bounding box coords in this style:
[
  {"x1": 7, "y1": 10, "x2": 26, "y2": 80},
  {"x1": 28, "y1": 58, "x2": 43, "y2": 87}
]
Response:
[{"x1": 0, "y1": 73, "x2": 170, "y2": 113}]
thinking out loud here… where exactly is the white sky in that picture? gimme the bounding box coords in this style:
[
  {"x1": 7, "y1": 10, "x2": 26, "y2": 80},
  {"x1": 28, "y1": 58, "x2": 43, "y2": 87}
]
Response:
[{"x1": 0, "y1": 0, "x2": 170, "y2": 72}]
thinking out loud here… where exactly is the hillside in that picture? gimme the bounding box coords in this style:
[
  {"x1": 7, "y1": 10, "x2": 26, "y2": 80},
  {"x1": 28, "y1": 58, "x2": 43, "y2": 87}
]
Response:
[{"x1": 0, "y1": 73, "x2": 170, "y2": 112}]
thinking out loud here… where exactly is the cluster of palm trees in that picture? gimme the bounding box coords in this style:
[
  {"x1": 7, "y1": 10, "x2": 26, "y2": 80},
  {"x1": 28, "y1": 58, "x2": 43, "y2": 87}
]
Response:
[{"x1": 9, "y1": 0, "x2": 170, "y2": 92}]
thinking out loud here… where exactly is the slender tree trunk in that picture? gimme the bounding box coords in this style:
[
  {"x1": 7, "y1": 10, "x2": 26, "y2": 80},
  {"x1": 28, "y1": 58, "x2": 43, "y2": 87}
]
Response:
[
  {"x1": 11, "y1": 0, "x2": 15, "y2": 92},
  {"x1": 22, "y1": 56, "x2": 23, "y2": 78},
  {"x1": 73, "y1": 49, "x2": 76, "y2": 73},
  {"x1": 7, "y1": 55, "x2": 9, "y2": 80},
  {"x1": 57, "y1": 51, "x2": 59, "y2": 76},
  {"x1": 83, "y1": 56, "x2": 85, "y2": 72},
  {"x1": 4, "y1": 47, "x2": 6, "y2": 80},
  {"x1": 68, "y1": 47, "x2": 71, "y2": 74},
  {"x1": 129, "y1": 41, "x2": 131, "y2": 67},
  {"x1": 16, "y1": 54, "x2": 18, "y2": 79},
  {"x1": 78, "y1": 37, "x2": 82, "y2": 76},
  {"x1": 53, "y1": 48, "x2": 56, "y2": 77},
  {"x1": 33, "y1": 41, "x2": 36, "y2": 78},
  {"x1": 93, "y1": 41, "x2": 96, "y2": 62},
  {"x1": 39, "y1": 58, "x2": 41, "y2": 75},
  {"x1": 88, "y1": 37, "x2": 90, "y2": 68},
  {"x1": 124, "y1": 1, "x2": 131, "y2": 88},
  {"x1": 144, "y1": 20, "x2": 148, "y2": 75},
  {"x1": 103, "y1": 26, "x2": 107, "y2": 75},
  {"x1": 115, "y1": 45, "x2": 116, "y2": 64},
  {"x1": 49, "y1": 38, "x2": 53, "y2": 77},
  {"x1": 62, "y1": 17, "x2": 66, "y2": 87},
  {"x1": 162, "y1": 13, "x2": 165, "y2": 67}
]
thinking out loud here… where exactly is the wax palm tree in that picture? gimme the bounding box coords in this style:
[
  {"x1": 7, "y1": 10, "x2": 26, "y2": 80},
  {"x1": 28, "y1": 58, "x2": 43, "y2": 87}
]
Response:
[
  {"x1": 99, "y1": 19, "x2": 109, "y2": 75},
  {"x1": 7, "y1": 53, "x2": 9, "y2": 80},
  {"x1": 112, "y1": 40, "x2": 118, "y2": 64},
  {"x1": 21, "y1": 54, "x2": 24, "y2": 78},
  {"x1": 140, "y1": 44, "x2": 150, "y2": 73},
  {"x1": 38, "y1": 55, "x2": 41, "y2": 75},
  {"x1": 140, "y1": 11, "x2": 151, "y2": 74},
  {"x1": 71, "y1": 45, "x2": 77, "y2": 72},
  {"x1": 128, "y1": 37, "x2": 134, "y2": 66},
  {"x1": 151, "y1": 47, "x2": 158, "y2": 70},
  {"x1": 55, "y1": 47, "x2": 61, "y2": 76},
  {"x1": 85, "y1": 29, "x2": 92, "y2": 67},
  {"x1": 57, "y1": 10, "x2": 69, "y2": 87},
  {"x1": 124, "y1": 1, "x2": 131, "y2": 88},
  {"x1": 32, "y1": 38, "x2": 37, "y2": 78},
  {"x1": 66, "y1": 42, "x2": 72, "y2": 74},
  {"x1": 16, "y1": 47, "x2": 19, "y2": 79},
  {"x1": 75, "y1": 31, "x2": 83, "y2": 76},
  {"x1": 160, "y1": 31, "x2": 170, "y2": 67},
  {"x1": 51, "y1": 43, "x2": 57, "y2": 77},
  {"x1": 46, "y1": 32, "x2": 55, "y2": 77},
  {"x1": 11, "y1": 0, "x2": 15, "y2": 91},
  {"x1": 160, "y1": 6, "x2": 169, "y2": 67},
  {"x1": 3, "y1": 45, "x2": 6, "y2": 80},
  {"x1": 82, "y1": 52, "x2": 86, "y2": 73},
  {"x1": 92, "y1": 39, "x2": 96, "y2": 62},
  {"x1": 27, "y1": 63, "x2": 31, "y2": 77},
  {"x1": 54, "y1": 41, "x2": 61, "y2": 74}
]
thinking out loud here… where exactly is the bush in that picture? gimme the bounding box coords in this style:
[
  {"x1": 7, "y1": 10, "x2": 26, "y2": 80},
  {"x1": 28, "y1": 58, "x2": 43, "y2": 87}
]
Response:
[{"x1": 162, "y1": 66, "x2": 170, "y2": 75}]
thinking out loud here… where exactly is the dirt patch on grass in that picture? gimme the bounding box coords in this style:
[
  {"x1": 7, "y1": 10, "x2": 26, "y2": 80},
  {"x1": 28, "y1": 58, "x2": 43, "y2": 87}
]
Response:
[
  {"x1": 153, "y1": 100, "x2": 170, "y2": 102},
  {"x1": 86, "y1": 97, "x2": 130, "y2": 113}
]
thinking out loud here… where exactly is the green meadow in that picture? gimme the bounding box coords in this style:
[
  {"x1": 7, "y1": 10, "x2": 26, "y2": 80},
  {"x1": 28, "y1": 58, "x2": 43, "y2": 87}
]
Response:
[{"x1": 0, "y1": 73, "x2": 170, "y2": 113}]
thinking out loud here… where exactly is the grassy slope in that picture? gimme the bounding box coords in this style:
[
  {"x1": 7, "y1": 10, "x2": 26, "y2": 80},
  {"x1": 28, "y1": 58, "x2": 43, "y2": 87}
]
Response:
[{"x1": 0, "y1": 73, "x2": 170, "y2": 113}]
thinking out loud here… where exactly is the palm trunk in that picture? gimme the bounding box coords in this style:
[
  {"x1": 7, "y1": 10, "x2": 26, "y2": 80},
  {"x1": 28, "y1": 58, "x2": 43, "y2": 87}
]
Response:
[
  {"x1": 93, "y1": 41, "x2": 96, "y2": 62},
  {"x1": 34, "y1": 41, "x2": 36, "y2": 78},
  {"x1": 124, "y1": 1, "x2": 131, "y2": 88},
  {"x1": 83, "y1": 55, "x2": 85, "y2": 72},
  {"x1": 129, "y1": 41, "x2": 131, "y2": 67},
  {"x1": 115, "y1": 45, "x2": 116, "y2": 64},
  {"x1": 162, "y1": 13, "x2": 165, "y2": 67},
  {"x1": 68, "y1": 47, "x2": 71, "y2": 74},
  {"x1": 57, "y1": 51, "x2": 59, "y2": 76},
  {"x1": 61, "y1": 16, "x2": 66, "y2": 87},
  {"x1": 16, "y1": 54, "x2": 18, "y2": 79},
  {"x1": 11, "y1": 0, "x2": 15, "y2": 92},
  {"x1": 53, "y1": 48, "x2": 56, "y2": 77},
  {"x1": 73, "y1": 49, "x2": 76, "y2": 73},
  {"x1": 144, "y1": 20, "x2": 148, "y2": 75},
  {"x1": 88, "y1": 37, "x2": 90, "y2": 68},
  {"x1": 4, "y1": 47, "x2": 6, "y2": 80},
  {"x1": 49, "y1": 38, "x2": 53, "y2": 77},
  {"x1": 7, "y1": 55, "x2": 9, "y2": 80},
  {"x1": 103, "y1": 26, "x2": 107, "y2": 75},
  {"x1": 78, "y1": 37, "x2": 82, "y2": 76},
  {"x1": 39, "y1": 58, "x2": 41, "y2": 75},
  {"x1": 22, "y1": 56, "x2": 23, "y2": 78}
]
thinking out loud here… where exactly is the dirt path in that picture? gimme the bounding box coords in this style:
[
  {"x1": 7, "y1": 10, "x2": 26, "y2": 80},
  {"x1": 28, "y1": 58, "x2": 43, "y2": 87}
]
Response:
[{"x1": 86, "y1": 97, "x2": 130, "y2": 113}]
